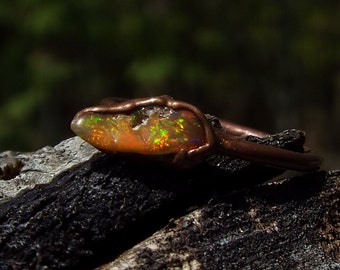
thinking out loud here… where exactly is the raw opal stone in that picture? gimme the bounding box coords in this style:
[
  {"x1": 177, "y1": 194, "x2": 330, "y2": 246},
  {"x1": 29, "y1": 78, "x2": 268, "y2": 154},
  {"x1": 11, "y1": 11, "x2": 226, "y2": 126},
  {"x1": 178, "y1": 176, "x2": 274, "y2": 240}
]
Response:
[{"x1": 71, "y1": 106, "x2": 206, "y2": 155}]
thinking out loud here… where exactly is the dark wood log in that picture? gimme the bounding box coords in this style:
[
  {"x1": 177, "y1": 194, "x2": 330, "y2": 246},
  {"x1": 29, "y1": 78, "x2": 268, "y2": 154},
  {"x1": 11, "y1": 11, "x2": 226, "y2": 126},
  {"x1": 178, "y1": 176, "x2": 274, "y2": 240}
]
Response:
[
  {"x1": 100, "y1": 170, "x2": 339, "y2": 270},
  {"x1": 0, "y1": 130, "x2": 338, "y2": 269}
]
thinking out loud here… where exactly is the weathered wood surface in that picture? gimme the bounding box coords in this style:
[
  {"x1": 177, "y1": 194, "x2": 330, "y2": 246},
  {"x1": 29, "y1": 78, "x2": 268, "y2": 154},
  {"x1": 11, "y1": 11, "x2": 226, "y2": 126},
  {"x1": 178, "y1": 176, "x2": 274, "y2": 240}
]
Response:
[
  {"x1": 99, "y1": 171, "x2": 339, "y2": 270},
  {"x1": 0, "y1": 130, "x2": 339, "y2": 269},
  {"x1": 0, "y1": 137, "x2": 99, "y2": 203}
]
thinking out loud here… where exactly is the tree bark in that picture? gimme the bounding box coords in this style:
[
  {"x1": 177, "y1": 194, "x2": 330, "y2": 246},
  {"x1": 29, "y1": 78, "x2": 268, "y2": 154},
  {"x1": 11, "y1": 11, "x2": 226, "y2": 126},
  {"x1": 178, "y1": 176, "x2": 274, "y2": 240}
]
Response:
[{"x1": 0, "y1": 130, "x2": 338, "y2": 269}]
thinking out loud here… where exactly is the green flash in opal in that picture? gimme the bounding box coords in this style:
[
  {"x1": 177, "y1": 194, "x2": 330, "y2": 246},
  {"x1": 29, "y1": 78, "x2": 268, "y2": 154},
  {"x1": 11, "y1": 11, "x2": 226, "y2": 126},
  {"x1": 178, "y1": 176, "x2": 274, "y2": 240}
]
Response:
[{"x1": 71, "y1": 106, "x2": 206, "y2": 154}]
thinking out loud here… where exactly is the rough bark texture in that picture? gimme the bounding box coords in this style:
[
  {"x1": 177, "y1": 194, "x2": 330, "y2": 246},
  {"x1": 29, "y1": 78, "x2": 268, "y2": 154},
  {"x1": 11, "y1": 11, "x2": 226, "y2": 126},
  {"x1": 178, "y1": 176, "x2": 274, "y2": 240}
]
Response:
[
  {"x1": 0, "y1": 137, "x2": 99, "y2": 203},
  {"x1": 0, "y1": 130, "x2": 338, "y2": 270},
  {"x1": 100, "y1": 171, "x2": 339, "y2": 270}
]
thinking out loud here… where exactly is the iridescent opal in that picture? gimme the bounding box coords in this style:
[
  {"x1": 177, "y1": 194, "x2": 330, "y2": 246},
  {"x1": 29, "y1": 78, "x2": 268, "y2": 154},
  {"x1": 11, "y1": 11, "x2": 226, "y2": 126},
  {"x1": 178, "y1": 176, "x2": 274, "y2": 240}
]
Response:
[{"x1": 71, "y1": 106, "x2": 206, "y2": 154}]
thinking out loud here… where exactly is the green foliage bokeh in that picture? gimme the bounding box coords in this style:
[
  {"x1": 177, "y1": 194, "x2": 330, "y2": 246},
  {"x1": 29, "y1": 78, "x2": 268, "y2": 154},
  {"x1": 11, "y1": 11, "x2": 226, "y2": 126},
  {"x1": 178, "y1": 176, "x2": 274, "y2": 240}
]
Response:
[{"x1": 0, "y1": 0, "x2": 339, "y2": 168}]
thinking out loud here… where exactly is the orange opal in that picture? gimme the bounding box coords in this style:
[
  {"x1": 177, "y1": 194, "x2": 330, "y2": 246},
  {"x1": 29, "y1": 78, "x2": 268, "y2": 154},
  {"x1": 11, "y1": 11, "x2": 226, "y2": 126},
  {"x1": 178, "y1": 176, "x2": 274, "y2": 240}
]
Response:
[{"x1": 71, "y1": 106, "x2": 206, "y2": 155}]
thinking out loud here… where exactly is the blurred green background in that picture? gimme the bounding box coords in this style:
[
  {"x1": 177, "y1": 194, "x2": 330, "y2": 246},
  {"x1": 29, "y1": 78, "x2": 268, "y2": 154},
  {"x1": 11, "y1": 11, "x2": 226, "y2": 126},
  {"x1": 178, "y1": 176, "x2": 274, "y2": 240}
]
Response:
[{"x1": 0, "y1": 1, "x2": 339, "y2": 169}]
